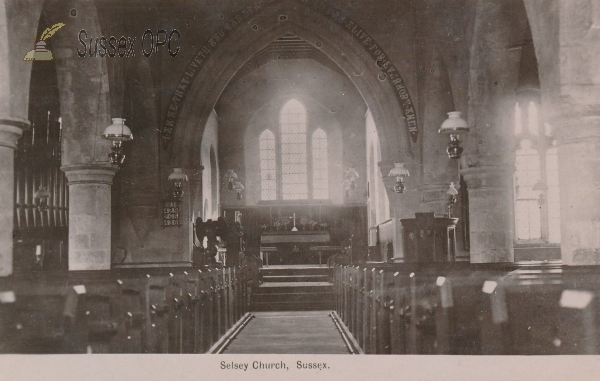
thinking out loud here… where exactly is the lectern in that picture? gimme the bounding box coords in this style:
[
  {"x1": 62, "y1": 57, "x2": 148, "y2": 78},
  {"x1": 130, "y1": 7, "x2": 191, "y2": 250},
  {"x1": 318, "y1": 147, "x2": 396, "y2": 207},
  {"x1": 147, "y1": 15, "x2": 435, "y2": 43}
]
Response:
[{"x1": 400, "y1": 212, "x2": 458, "y2": 263}]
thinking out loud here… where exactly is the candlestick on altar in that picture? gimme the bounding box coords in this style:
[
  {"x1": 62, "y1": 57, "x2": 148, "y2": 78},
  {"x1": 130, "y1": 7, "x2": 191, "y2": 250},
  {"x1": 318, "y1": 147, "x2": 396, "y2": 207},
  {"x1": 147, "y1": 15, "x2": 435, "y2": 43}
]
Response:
[{"x1": 292, "y1": 212, "x2": 298, "y2": 231}]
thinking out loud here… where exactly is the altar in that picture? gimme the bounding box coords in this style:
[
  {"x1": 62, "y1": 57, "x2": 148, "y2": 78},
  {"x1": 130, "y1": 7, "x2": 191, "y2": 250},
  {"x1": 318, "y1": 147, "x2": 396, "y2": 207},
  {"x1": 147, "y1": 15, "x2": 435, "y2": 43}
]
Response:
[{"x1": 260, "y1": 231, "x2": 339, "y2": 265}]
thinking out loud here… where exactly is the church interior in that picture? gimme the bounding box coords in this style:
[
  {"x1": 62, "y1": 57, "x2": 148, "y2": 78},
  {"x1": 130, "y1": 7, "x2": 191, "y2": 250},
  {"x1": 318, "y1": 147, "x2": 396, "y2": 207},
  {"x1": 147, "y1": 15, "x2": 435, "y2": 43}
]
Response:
[{"x1": 1, "y1": 0, "x2": 600, "y2": 357}]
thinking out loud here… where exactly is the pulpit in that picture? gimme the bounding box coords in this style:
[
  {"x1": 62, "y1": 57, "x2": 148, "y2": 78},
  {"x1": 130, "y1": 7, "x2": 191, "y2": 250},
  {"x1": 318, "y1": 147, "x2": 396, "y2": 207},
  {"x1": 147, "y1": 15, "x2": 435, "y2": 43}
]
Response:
[
  {"x1": 400, "y1": 213, "x2": 458, "y2": 263},
  {"x1": 260, "y1": 231, "x2": 336, "y2": 265}
]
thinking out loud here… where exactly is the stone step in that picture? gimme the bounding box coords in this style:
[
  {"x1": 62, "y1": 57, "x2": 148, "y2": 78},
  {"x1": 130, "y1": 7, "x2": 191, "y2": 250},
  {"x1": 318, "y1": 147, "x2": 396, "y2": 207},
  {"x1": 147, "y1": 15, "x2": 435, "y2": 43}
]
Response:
[
  {"x1": 250, "y1": 301, "x2": 335, "y2": 311},
  {"x1": 251, "y1": 291, "x2": 333, "y2": 303},
  {"x1": 260, "y1": 265, "x2": 329, "y2": 277},
  {"x1": 263, "y1": 274, "x2": 329, "y2": 283},
  {"x1": 251, "y1": 266, "x2": 334, "y2": 311},
  {"x1": 253, "y1": 282, "x2": 333, "y2": 294}
]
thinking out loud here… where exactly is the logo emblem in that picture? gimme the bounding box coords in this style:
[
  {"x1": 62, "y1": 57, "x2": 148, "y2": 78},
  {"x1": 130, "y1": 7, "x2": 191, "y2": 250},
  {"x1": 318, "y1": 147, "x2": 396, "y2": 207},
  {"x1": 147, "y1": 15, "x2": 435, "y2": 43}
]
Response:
[{"x1": 23, "y1": 23, "x2": 65, "y2": 61}]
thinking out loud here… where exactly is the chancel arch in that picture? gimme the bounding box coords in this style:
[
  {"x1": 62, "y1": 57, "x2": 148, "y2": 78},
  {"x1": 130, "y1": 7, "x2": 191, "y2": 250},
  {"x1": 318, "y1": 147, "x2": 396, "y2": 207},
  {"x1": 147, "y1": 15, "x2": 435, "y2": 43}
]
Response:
[{"x1": 168, "y1": 0, "x2": 415, "y2": 173}]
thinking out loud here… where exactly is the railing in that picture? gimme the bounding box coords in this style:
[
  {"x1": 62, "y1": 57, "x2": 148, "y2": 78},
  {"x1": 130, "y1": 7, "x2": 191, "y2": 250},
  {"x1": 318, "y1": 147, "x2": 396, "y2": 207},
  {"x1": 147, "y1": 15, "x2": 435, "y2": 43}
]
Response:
[
  {"x1": 0, "y1": 265, "x2": 251, "y2": 353},
  {"x1": 333, "y1": 261, "x2": 600, "y2": 355}
]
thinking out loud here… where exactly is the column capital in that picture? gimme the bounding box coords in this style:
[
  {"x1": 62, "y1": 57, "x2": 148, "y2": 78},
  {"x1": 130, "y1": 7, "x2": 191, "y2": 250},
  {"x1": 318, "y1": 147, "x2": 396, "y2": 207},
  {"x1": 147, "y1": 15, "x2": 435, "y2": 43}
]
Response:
[
  {"x1": 0, "y1": 117, "x2": 29, "y2": 149},
  {"x1": 61, "y1": 164, "x2": 118, "y2": 185},
  {"x1": 460, "y1": 165, "x2": 513, "y2": 190}
]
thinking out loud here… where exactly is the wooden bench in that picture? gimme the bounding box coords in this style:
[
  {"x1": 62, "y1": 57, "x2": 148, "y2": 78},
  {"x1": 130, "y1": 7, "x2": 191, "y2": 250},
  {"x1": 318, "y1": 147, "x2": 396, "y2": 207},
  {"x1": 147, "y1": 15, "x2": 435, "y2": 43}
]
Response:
[
  {"x1": 333, "y1": 261, "x2": 578, "y2": 355},
  {"x1": 0, "y1": 264, "x2": 249, "y2": 354},
  {"x1": 0, "y1": 278, "x2": 88, "y2": 353}
]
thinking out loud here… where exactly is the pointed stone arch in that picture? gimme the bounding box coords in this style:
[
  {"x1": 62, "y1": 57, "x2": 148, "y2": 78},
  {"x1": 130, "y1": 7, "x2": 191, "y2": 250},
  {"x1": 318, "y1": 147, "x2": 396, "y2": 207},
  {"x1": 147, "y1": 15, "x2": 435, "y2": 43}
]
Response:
[{"x1": 164, "y1": 0, "x2": 416, "y2": 168}]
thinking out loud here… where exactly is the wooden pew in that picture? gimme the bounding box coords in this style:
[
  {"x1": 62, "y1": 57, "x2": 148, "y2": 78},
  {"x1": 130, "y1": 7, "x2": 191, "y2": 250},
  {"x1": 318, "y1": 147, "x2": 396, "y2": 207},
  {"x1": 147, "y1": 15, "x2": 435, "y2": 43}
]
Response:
[
  {"x1": 558, "y1": 268, "x2": 600, "y2": 354},
  {"x1": 478, "y1": 267, "x2": 564, "y2": 355},
  {"x1": 333, "y1": 261, "x2": 572, "y2": 355},
  {"x1": 0, "y1": 278, "x2": 88, "y2": 353},
  {"x1": 0, "y1": 264, "x2": 248, "y2": 354}
]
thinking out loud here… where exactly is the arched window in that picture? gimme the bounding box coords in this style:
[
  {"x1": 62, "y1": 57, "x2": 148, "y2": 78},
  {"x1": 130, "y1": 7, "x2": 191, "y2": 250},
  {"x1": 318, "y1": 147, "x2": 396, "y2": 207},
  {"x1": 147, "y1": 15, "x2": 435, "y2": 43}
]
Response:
[
  {"x1": 513, "y1": 100, "x2": 561, "y2": 243},
  {"x1": 259, "y1": 129, "x2": 276, "y2": 201},
  {"x1": 280, "y1": 99, "x2": 308, "y2": 200},
  {"x1": 312, "y1": 128, "x2": 328, "y2": 199},
  {"x1": 258, "y1": 99, "x2": 330, "y2": 201}
]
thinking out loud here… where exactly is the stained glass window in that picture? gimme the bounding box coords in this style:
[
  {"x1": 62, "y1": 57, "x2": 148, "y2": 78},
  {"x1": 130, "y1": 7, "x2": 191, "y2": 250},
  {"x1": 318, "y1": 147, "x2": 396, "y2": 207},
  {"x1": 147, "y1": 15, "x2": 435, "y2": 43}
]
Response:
[
  {"x1": 312, "y1": 128, "x2": 328, "y2": 199},
  {"x1": 280, "y1": 99, "x2": 308, "y2": 200},
  {"x1": 259, "y1": 129, "x2": 276, "y2": 200},
  {"x1": 258, "y1": 99, "x2": 331, "y2": 201}
]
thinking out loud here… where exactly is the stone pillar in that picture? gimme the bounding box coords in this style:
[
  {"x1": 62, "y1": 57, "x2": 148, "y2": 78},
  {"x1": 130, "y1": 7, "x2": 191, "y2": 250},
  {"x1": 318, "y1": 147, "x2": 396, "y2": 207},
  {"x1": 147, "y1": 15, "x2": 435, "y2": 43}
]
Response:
[
  {"x1": 62, "y1": 165, "x2": 117, "y2": 271},
  {"x1": 461, "y1": 0, "x2": 527, "y2": 263},
  {"x1": 418, "y1": 47, "x2": 459, "y2": 216},
  {"x1": 461, "y1": 166, "x2": 514, "y2": 263},
  {"x1": 555, "y1": 116, "x2": 600, "y2": 265},
  {"x1": 0, "y1": 118, "x2": 29, "y2": 276},
  {"x1": 550, "y1": 0, "x2": 600, "y2": 264},
  {"x1": 422, "y1": 184, "x2": 452, "y2": 215}
]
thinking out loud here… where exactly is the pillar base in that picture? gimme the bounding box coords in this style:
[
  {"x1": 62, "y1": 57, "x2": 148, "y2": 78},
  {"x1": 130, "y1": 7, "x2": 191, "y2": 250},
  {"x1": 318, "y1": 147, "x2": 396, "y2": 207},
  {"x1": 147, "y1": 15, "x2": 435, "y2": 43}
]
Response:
[{"x1": 62, "y1": 164, "x2": 118, "y2": 271}]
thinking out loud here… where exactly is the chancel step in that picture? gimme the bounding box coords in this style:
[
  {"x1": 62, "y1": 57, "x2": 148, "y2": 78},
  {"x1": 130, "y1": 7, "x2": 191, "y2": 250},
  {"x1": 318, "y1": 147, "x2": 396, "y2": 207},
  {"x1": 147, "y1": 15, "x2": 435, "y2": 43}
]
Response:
[
  {"x1": 260, "y1": 265, "x2": 330, "y2": 277},
  {"x1": 262, "y1": 275, "x2": 329, "y2": 283},
  {"x1": 251, "y1": 266, "x2": 334, "y2": 311}
]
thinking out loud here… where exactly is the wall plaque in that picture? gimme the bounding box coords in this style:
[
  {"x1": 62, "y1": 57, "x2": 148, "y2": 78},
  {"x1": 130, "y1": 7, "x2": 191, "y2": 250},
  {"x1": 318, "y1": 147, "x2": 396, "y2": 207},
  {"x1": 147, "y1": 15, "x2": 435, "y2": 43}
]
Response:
[{"x1": 162, "y1": 201, "x2": 181, "y2": 227}]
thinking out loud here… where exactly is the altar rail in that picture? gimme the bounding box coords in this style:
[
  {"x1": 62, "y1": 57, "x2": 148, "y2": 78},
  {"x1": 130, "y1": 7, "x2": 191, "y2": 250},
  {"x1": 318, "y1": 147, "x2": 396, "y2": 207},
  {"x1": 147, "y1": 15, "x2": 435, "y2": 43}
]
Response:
[
  {"x1": 0, "y1": 266, "x2": 249, "y2": 353},
  {"x1": 333, "y1": 262, "x2": 600, "y2": 355}
]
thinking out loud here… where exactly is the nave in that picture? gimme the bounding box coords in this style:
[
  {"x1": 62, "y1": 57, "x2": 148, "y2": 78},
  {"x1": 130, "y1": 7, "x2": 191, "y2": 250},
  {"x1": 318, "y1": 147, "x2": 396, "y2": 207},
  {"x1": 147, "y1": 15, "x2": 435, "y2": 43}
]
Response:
[{"x1": 3, "y1": 259, "x2": 600, "y2": 356}]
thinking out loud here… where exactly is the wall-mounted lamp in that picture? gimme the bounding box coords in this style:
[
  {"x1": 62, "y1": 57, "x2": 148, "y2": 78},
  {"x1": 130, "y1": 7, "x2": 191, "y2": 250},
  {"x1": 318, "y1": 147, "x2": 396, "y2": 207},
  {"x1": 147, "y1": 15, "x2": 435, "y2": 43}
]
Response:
[
  {"x1": 446, "y1": 182, "x2": 459, "y2": 217},
  {"x1": 34, "y1": 186, "x2": 51, "y2": 212},
  {"x1": 233, "y1": 181, "x2": 245, "y2": 200},
  {"x1": 168, "y1": 168, "x2": 189, "y2": 202},
  {"x1": 224, "y1": 170, "x2": 238, "y2": 190},
  {"x1": 345, "y1": 168, "x2": 359, "y2": 190},
  {"x1": 439, "y1": 111, "x2": 469, "y2": 159},
  {"x1": 102, "y1": 118, "x2": 133, "y2": 166},
  {"x1": 388, "y1": 163, "x2": 410, "y2": 193}
]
